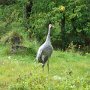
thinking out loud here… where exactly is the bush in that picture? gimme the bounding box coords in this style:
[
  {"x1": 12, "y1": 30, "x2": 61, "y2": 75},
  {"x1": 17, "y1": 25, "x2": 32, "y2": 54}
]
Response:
[
  {"x1": 0, "y1": 0, "x2": 16, "y2": 5},
  {"x1": 0, "y1": 31, "x2": 23, "y2": 45}
]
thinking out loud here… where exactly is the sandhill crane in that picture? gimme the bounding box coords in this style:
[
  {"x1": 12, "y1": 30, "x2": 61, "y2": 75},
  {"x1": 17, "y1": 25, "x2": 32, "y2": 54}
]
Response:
[{"x1": 36, "y1": 24, "x2": 54, "y2": 72}]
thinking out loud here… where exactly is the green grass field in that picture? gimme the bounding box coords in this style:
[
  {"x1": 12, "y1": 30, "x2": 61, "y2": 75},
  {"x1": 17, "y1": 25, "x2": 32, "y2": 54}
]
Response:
[{"x1": 0, "y1": 46, "x2": 90, "y2": 90}]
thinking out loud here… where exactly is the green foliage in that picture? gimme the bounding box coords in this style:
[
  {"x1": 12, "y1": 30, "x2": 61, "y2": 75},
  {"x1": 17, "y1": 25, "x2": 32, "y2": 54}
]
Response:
[
  {"x1": 0, "y1": 31, "x2": 23, "y2": 45},
  {"x1": 0, "y1": 38, "x2": 39, "y2": 57},
  {"x1": 0, "y1": 1, "x2": 90, "y2": 90},
  {"x1": 0, "y1": 0, "x2": 16, "y2": 5},
  {"x1": 0, "y1": 0, "x2": 90, "y2": 51},
  {"x1": 67, "y1": 41, "x2": 76, "y2": 52}
]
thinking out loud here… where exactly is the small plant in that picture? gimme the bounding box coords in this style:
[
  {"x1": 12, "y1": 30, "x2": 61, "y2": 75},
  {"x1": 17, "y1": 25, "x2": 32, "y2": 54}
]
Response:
[
  {"x1": 67, "y1": 41, "x2": 76, "y2": 52},
  {"x1": 8, "y1": 83, "x2": 29, "y2": 90}
]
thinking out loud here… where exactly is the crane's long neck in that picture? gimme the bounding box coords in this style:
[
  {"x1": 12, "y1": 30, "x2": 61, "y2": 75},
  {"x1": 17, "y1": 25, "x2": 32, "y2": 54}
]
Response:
[{"x1": 45, "y1": 27, "x2": 51, "y2": 44}]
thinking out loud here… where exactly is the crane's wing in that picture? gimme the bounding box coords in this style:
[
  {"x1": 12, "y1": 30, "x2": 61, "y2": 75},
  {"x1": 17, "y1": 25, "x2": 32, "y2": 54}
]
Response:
[
  {"x1": 36, "y1": 43, "x2": 53, "y2": 61},
  {"x1": 41, "y1": 45, "x2": 53, "y2": 57},
  {"x1": 36, "y1": 44, "x2": 43, "y2": 61}
]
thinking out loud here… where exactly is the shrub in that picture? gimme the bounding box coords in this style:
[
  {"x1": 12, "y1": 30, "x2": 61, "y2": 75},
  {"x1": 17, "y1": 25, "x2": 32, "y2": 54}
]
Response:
[
  {"x1": 0, "y1": 31, "x2": 23, "y2": 45},
  {"x1": 0, "y1": 0, "x2": 16, "y2": 5}
]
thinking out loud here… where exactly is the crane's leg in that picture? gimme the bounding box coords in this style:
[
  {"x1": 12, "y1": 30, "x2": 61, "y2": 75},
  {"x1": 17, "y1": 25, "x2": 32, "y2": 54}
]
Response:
[
  {"x1": 47, "y1": 60, "x2": 49, "y2": 73},
  {"x1": 42, "y1": 64, "x2": 45, "y2": 71},
  {"x1": 42, "y1": 55, "x2": 45, "y2": 72}
]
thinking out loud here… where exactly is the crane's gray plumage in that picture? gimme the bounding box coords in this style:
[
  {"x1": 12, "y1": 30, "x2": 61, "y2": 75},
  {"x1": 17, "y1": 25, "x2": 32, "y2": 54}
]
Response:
[{"x1": 36, "y1": 24, "x2": 53, "y2": 72}]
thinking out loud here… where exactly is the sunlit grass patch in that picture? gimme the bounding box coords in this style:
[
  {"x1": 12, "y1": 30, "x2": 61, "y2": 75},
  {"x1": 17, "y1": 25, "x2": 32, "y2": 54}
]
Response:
[{"x1": 0, "y1": 50, "x2": 90, "y2": 90}]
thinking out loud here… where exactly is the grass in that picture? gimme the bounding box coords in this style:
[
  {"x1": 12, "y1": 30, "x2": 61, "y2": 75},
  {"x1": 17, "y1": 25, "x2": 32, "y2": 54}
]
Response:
[{"x1": 0, "y1": 45, "x2": 90, "y2": 90}]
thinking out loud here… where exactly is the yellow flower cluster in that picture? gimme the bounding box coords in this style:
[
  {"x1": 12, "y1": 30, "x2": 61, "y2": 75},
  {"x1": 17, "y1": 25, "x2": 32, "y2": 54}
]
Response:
[{"x1": 59, "y1": 5, "x2": 65, "y2": 12}]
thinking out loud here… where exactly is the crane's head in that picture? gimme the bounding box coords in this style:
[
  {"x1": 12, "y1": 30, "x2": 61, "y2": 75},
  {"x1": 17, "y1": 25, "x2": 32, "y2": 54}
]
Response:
[{"x1": 49, "y1": 24, "x2": 54, "y2": 29}]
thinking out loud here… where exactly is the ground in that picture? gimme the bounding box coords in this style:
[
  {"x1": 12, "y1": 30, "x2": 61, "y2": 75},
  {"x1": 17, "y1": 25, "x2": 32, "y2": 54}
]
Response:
[{"x1": 0, "y1": 49, "x2": 90, "y2": 90}]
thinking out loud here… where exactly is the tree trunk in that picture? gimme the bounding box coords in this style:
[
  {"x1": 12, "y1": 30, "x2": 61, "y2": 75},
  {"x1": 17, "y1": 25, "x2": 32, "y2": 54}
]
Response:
[
  {"x1": 71, "y1": 9, "x2": 77, "y2": 42},
  {"x1": 60, "y1": 13, "x2": 66, "y2": 50},
  {"x1": 23, "y1": 1, "x2": 33, "y2": 31}
]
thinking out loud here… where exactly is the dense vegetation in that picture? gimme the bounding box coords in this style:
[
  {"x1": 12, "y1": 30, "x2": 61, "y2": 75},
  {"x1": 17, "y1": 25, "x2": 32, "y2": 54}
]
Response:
[
  {"x1": 0, "y1": 0, "x2": 90, "y2": 90},
  {"x1": 0, "y1": 0, "x2": 90, "y2": 51}
]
